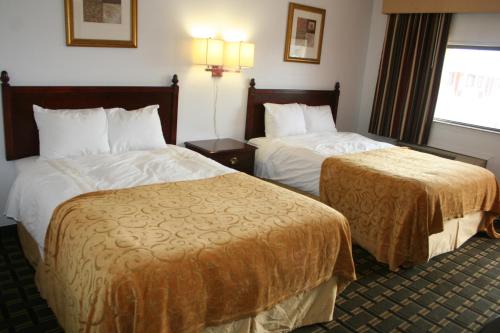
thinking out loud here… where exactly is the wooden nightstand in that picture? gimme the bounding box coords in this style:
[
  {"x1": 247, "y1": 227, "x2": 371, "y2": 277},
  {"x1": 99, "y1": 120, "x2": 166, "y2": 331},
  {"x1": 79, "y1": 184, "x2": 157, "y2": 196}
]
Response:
[{"x1": 185, "y1": 138, "x2": 257, "y2": 175}]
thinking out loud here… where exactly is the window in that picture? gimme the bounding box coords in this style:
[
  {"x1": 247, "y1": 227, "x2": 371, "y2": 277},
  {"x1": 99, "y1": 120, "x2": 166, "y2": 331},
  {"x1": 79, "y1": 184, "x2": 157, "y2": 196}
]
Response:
[{"x1": 433, "y1": 46, "x2": 500, "y2": 132}]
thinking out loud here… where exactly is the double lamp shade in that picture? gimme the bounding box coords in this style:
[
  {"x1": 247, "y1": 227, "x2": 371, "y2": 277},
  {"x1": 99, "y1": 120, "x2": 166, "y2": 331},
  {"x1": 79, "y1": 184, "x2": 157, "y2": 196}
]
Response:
[{"x1": 193, "y1": 38, "x2": 255, "y2": 69}]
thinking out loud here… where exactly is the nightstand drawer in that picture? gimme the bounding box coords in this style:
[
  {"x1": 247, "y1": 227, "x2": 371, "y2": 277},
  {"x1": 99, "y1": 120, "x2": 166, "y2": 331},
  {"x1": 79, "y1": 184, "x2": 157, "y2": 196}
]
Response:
[
  {"x1": 212, "y1": 151, "x2": 255, "y2": 174},
  {"x1": 184, "y1": 138, "x2": 257, "y2": 175}
]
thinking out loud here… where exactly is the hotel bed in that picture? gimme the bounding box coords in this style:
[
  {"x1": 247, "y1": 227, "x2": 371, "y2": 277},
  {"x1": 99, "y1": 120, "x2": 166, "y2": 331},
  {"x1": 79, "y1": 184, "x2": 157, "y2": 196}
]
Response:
[
  {"x1": 1, "y1": 71, "x2": 356, "y2": 333},
  {"x1": 245, "y1": 78, "x2": 500, "y2": 271}
]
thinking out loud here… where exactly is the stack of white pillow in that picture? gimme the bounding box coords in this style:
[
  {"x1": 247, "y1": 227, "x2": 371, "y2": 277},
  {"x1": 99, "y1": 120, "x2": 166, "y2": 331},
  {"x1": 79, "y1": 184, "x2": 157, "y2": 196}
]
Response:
[
  {"x1": 33, "y1": 105, "x2": 166, "y2": 160},
  {"x1": 264, "y1": 103, "x2": 337, "y2": 138}
]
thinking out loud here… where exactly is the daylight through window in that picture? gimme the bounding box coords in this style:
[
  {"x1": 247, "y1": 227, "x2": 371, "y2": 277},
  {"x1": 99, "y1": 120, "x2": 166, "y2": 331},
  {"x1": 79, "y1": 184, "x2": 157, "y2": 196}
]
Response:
[{"x1": 434, "y1": 46, "x2": 500, "y2": 132}]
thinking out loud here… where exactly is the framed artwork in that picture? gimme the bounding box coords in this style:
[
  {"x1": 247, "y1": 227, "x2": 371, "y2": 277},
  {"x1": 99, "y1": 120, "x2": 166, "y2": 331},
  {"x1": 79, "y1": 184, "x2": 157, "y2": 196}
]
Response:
[
  {"x1": 65, "y1": 0, "x2": 137, "y2": 48},
  {"x1": 284, "y1": 2, "x2": 326, "y2": 64}
]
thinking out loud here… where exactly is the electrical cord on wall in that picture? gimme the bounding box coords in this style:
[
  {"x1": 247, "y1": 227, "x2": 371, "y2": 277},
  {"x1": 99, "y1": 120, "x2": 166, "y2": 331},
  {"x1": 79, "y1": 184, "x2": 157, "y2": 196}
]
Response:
[{"x1": 213, "y1": 78, "x2": 220, "y2": 139}]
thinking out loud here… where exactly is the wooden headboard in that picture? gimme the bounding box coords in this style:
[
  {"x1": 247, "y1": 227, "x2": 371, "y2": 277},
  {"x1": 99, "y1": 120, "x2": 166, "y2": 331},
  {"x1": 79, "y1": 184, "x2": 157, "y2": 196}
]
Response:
[
  {"x1": 1, "y1": 71, "x2": 179, "y2": 160},
  {"x1": 245, "y1": 78, "x2": 340, "y2": 140}
]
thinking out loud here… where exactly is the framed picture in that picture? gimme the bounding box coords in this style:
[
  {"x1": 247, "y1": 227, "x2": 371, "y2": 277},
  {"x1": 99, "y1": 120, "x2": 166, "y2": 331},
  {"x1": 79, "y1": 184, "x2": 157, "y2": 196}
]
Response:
[
  {"x1": 284, "y1": 2, "x2": 326, "y2": 64},
  {"x1": 65, "y1": 0, "x2": 137, "y2": 48}
]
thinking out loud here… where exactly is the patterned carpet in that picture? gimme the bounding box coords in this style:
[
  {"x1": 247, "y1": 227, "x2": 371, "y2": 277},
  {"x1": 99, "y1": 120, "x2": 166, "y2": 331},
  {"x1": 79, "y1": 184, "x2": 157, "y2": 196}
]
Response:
[{"x1": 0, "y1": 225, "x2": 499, "y2": 333}]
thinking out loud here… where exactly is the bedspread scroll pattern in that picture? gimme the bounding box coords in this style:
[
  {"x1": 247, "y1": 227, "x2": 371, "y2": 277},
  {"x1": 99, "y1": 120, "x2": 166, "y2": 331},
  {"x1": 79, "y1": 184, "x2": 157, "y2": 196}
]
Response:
[
  {"x1": 320, "y1": 147, "x2": 500, "y2": 271},
  {"x1": 36, "y1": 172, "x2": 355, "y2": 333}
]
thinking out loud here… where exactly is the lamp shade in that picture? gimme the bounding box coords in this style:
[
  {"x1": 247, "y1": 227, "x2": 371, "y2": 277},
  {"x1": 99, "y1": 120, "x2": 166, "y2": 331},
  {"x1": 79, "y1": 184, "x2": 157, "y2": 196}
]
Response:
[
  {"x1": 192, "y1": 38, "x2": 224, "y2": 66},
  {"x1": 223, "y1": 42, "x2": 241, "y2": 68},
  {"x1": 239, "y1": 42, "x2": 255, "y2": 68},
  {"x1": 223, "y1": 42, "x2": 255, "y2": 69},
  {"x1": 192, "y1": 38, "x2": 207, "y2": 64}
]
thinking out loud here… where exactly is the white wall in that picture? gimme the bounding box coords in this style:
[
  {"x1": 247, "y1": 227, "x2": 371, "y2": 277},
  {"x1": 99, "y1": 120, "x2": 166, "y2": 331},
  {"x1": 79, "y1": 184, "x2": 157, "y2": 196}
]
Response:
[
  {"x1": 427, "y1": 13, "x2": 500, "y2": 178},
  {"x1": 357, "y1": 0, "x2": 387, "y2": 136},
  {"x1": 358, "y1": 6, "x2": 500, "y2": 178},
  {"x1": 0, "y1": 0, "x2": 375, "y2": 225},
  {"x1": 447, "y1": 13, "x2": 500, "y2": 46}
]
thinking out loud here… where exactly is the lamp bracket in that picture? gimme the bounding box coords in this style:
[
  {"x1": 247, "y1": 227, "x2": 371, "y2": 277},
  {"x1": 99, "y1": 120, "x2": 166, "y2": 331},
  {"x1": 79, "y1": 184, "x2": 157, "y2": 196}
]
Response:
[{"x1": 205, "y1": 66, "x2": 241, "y2": 77}]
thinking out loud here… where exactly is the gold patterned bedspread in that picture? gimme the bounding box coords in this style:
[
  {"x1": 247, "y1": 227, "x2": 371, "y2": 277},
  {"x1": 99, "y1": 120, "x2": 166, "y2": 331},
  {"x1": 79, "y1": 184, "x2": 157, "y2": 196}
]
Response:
[
  {"x1": 320, "y1": 147, "x2": 500, "y2": 271},
  {"x1": 36, "y1": 172, "x2": 355, "y2": 333}
]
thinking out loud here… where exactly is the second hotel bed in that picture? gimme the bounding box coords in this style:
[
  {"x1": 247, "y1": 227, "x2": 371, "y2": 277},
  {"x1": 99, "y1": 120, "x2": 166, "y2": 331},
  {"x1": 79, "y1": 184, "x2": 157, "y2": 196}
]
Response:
[{"x1": 245, "y1": 79, "x2": 500, "y2": 271}]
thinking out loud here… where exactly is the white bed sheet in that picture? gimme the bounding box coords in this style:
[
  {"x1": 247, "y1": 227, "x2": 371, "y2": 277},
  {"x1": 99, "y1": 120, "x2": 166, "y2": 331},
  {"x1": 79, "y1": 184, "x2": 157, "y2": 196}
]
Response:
[
  {"x1": 5, "y1": 145, "x2": 234, "y2": 256},
  {"x1": 249, "y1": 131, "x2": 393, "y2": 195}
]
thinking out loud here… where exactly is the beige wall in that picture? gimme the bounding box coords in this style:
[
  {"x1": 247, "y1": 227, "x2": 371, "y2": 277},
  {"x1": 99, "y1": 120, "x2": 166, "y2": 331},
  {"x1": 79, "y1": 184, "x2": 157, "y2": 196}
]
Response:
[{"x1": 0, "y1": 0, "x2": 375, "y2": 225}]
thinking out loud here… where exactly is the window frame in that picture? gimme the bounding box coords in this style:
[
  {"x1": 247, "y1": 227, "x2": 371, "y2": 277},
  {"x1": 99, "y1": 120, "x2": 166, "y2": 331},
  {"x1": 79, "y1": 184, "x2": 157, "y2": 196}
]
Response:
[{"x1": 433, "y1": 44, "x2": 500, "y2": 134}]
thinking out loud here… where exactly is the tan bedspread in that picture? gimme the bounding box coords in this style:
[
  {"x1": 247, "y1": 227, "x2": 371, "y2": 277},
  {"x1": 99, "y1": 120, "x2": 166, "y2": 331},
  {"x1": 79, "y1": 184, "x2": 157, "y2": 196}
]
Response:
[
  {"x1": 36, "y1": 173, "x2": 355, "y2": 333},
  {"x1": 320, "y1": 147, "x2": 500, "y2": 270}
]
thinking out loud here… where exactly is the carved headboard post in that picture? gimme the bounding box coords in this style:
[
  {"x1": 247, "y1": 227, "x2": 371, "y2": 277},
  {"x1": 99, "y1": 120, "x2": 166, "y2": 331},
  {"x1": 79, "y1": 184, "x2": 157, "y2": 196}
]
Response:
[
  {"x1": 332, "y1": 81, "x2": 340, "y2": 123},
  {"x1": 169, "y1": 74, "x2": 179, "y2": 144},
  {"x1": 245, "y1": 78, "x2": 257, "y2": 140},
  {"x1": 1, "y1": 71, "x2": 15, "y2": 160},
  {"x1": 1, "y1": 71, "x2": 9, "y2": 86}
]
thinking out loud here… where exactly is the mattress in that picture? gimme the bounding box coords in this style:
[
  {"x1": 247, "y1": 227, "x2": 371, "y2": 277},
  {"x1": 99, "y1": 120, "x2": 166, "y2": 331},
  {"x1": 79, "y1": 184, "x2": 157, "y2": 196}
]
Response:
[
  {"x1": 249, "y1": 132, "x2": 494, "y2": 265},
  {"x1": 6, "y1": 146, "x2": 234, "y2": 256}
]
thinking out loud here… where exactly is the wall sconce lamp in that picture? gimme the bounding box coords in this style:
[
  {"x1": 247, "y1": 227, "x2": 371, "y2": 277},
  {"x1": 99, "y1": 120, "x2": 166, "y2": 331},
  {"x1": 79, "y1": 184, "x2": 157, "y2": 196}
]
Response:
[{"x1": 193, "y1": 38, "x2": 255, "y2": 77}]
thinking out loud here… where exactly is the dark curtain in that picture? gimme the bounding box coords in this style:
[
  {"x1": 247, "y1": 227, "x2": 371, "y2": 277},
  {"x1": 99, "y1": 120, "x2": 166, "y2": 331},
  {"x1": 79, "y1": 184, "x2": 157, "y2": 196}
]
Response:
[{"x1": 369, "y1": 13, "x2": 452, "y2": 145}]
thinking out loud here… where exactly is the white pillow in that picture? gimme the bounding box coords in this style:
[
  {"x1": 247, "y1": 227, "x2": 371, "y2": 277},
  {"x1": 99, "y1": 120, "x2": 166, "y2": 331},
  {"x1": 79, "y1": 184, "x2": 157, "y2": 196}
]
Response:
[
  {"x1": 106, "y1": 105, "x2": 166, "y2": 153},
  {"x1": 33, "y1": 105, "x2": 110, "y2": 159},
  {"x1": 302, "y1": 105, "x2": 337, "y2": 133},
  {"x1": 264, "y1": 103, "x2": 307, "y2": 138}
]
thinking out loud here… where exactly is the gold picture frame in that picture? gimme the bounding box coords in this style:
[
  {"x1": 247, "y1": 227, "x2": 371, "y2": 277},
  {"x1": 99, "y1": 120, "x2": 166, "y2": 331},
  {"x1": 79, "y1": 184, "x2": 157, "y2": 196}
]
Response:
[
  {"x1": 284, "y1": 2, "x2": 326, "y2": 64},
  {"x1": 65, "y1": 0, "x2": 137, "y2": 48}
]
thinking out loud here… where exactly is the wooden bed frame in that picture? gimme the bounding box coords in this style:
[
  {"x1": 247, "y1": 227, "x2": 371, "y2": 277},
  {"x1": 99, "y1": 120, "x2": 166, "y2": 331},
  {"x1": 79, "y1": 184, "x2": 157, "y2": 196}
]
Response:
[
  {"x1": 1, "y1": 70, "x2": 179, "y2": 161},
  {"x1": 245, "y1": 78, "x2": 340, "y2": 140}
]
